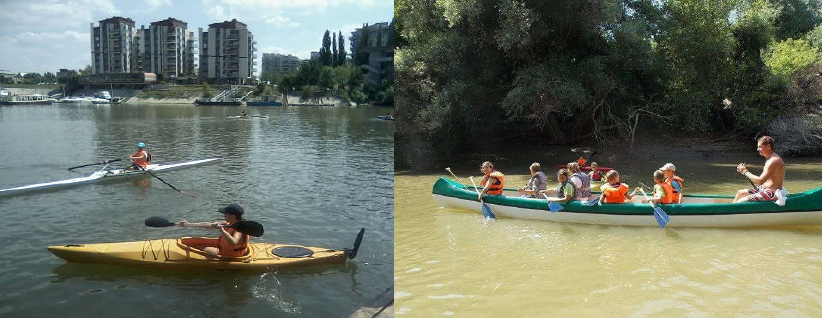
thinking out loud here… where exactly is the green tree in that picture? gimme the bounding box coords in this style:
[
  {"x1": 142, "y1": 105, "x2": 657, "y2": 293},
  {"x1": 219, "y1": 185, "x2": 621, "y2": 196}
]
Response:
[
  {"x1": 763, "y1": 38, "x2": 820, "y2": 79},
  {"x1": 320, "y1": 30, "x2": 332, "y2": 66},
  {"x1": 354, "y1": 23, "x2": 370, "y2": 66},
  {"x1": 202, "y1": 83, "x2": 213, "y2": 98},
  {"x1": 80, "y1": 65, "x2": 92, "y2": 74},
  {"x1": 332, "y1": 32, "x2": 338, "y2": 67},
  {"x1": 337, "y1": 31, "x2": 347, "y2": 66}
]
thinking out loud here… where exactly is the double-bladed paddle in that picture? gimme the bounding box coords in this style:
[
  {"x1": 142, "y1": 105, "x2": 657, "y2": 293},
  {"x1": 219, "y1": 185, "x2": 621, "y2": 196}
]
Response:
[
  {"x1": 638, "y1": 182, "x2": 670, "y2": 229},
  {"x1": 144, "y1": 216, "x2": 265, "y2": 237},
  {"x1": 67, "y1": 158, "x2": 122, "y2": 171},
  {"x1": 469, "y1": 176, "x2": 496, "y2": 219}
]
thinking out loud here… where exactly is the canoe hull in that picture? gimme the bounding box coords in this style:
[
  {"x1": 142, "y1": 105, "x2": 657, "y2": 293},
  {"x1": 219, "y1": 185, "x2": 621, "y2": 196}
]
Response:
[
  {"x1": 48, "y1": 238, "x2": 348, "y2": 271},
  {"x1": 432, "y1": 177, "x2": 822, "y2": 228}
]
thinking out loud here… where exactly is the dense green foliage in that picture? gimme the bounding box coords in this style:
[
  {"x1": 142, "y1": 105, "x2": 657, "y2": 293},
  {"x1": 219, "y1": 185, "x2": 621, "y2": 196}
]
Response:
[{"x1": 396, "y1": 0, "x2": 822, "y2": 170}]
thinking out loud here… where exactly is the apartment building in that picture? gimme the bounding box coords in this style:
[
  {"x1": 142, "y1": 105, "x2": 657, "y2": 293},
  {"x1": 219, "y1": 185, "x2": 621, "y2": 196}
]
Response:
[
  {"x1": 261, "y1": 53, "x2": 302, "y2": 76},
  {"x1": 137, "y1": 18, "x2": 195, "y2": 79},
  {"x1": 198, "y1": 19, "x2": 256, "y2": 84},
  {"x1": 350, "y1": 22, "x2": 394, "y2": 89},
  {"x1": 90, "y1": 17, "x2": 138, "y2": 74}
]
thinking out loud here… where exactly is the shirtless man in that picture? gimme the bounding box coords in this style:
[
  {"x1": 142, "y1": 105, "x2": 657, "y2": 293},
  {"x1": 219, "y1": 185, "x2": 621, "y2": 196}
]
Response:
[{"x1": 733, "y1": 136, "x2": 785, "y2": 203}]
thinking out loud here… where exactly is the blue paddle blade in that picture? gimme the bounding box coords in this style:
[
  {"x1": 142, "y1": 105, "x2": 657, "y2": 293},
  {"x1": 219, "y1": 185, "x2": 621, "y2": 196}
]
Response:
[
  {"x1": 548, "y1": 202, "x2": 563, "y2": 213},
  {"x1": 584, "y1": 198, "x2": 600, "y2": 206},
  {"x1": 481, "y1": 203, "x2": 496, "y2": 219},
  {"x1": 653, "y1": 206, "x2": 670, "y2": 228}
]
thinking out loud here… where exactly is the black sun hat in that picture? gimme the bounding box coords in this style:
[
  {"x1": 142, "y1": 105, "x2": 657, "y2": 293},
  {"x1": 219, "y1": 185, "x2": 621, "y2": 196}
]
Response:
[{"x1": 218, "y1": 204, "x2": 244, "y2": 217}]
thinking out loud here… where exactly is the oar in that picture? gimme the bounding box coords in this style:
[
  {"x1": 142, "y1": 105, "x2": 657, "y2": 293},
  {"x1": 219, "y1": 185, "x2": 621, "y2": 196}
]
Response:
[
  {"x1": 344, "y1": 228, "x2": 366, "y2": 259},
  {"x1": 638, "y1": 187, "x2": 670, "y2": 229},
  {"x1": 542, "y1": 193, "x2": 564, "y2": 213},
  {"x1": 444, "y1": 167, "x2": 467, "y2": 187},
  {"x1": 740, "y1": 163, "x2": 757, "y2": 188},
  {"x1": 67, "y1": 158, "x2": 122, "y2": 171},
  {"x1": 135, "y1": 165, "x2": 195, "y2": 197},
  {"x1": 144, "y1": 216, "x2": 265, "y2": 237},
  {"x1": 469, "y1": 176, "x2": 496, "y2": 219}
]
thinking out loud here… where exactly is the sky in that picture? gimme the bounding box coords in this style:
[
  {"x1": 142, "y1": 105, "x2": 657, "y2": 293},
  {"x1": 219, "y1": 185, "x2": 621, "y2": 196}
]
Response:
[{"x1": 0, "y1": 0, "x2": 393, "y2": 74}]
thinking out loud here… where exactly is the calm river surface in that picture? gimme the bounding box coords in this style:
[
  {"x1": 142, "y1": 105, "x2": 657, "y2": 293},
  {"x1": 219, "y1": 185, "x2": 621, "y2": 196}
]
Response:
[
  {"x1": 395, "y1": 149, "x2": 822, "y2": 317},
  {"x1": 0, "y1": 103, "x2": 393, "y2": 317}
]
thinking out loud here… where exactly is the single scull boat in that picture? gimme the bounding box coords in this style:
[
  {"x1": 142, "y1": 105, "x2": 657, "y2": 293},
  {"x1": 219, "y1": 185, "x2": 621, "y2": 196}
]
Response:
[{"x1": 0, "y1": 158, "x2": 221, "y2": 196}]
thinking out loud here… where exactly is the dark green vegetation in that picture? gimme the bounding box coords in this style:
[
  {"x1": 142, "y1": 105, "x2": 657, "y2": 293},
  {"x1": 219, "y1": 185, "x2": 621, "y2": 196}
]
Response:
[{"x1": 396, "y1": 0, "x2": 822, "y2": 170}]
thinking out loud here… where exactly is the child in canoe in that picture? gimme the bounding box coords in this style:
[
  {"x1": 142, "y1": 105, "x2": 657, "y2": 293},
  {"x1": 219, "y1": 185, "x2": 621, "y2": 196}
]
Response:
[
  {"x1": 642, "y1": 170, "x2": 677, "y2": 204},
  {"x1": 588, "y1": 162, "x2": 605, "y2": 182},
  {"x1": 599, "y1": 170, "x2": 640, "y2": 203},
  {"x1": 660, "y1": 163, "x2": 684, "y2": 204}
]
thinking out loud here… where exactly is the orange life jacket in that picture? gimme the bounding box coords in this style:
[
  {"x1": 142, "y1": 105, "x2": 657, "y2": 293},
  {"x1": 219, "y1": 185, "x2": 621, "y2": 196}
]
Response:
[
  {"x1": 217, "y1": 226, "x2": 249, "y2": 257},
  {"x1": 602, "y1": 183, "x2": 629, "y2": 203},
  {"x1": 481, "y1": 171, "x2": 505, "y2": 195},
  {"x1": 657, "y1": 182, "x2": 677, "y2": 204},
  {"x1": 665, "y1": 175, "x2": 684, "y2": 194},
  {"x1": 131, "y1": 150, "x2": 149, "y2": 169}
]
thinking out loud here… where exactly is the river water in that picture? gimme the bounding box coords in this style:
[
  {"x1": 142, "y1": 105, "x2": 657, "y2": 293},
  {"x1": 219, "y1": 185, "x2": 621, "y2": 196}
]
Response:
[
  {"x1": 0, "y1": 103, "x2": 394, "y2": 317},
  {"x1": 395, "y1": 148, "x2": 822, "y2": 317}
]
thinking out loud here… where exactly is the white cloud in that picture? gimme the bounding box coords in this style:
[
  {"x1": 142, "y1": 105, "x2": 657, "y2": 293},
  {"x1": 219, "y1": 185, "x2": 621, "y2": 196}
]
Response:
[
  {"x1": 0, "y1": 0, "x2": 120, "y2": 31},
  {"x1": 205, "y1": 5, "x2": 230, "y2": 21},
  {"x1": 145, "y1": 0, "x2": 171, "y2": 8},
  {"x1": 210, "y1": 0, "x2": 390, "y2": 15},
  {"x1": 265, "y1": 14, "x2": 299, "y2": 27},
  {"x1": 16, "y1": 31, "x2": 89, "y2": 44}
]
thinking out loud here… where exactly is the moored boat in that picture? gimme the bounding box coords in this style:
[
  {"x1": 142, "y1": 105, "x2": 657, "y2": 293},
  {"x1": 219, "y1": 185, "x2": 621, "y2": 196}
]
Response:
[
  {"x1": 432, "y1": 177, "x2": 822, "y2": 228},
  {"x1": 0, "y1": 94, "x2": 57, "y2": 105},
  {"x1": 48, "y1": 228, "x2": 365, "y2": 271},
  {"x1": 0, "y1": 158, "x2": 221, "y2": 196},
  {"x1": 376, "y1": 115, "x2": 394, "y2": 121}
]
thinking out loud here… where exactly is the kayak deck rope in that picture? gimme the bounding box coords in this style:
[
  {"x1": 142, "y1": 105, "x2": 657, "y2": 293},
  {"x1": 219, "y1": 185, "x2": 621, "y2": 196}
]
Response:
[{"x1": 141, "y1": 239, "x2": 170, "y2": 261}]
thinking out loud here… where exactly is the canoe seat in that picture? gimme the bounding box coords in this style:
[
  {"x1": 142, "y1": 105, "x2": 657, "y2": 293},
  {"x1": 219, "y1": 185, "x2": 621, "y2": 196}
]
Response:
[{"x1": 272, "y1": 246, "x2": 314, "y2": 258}]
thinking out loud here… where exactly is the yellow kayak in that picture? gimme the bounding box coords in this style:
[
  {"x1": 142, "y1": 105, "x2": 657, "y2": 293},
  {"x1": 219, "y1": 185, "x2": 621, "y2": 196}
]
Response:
[{"x1": 48, "y1": 229, "x2": 364, "y2": 271}]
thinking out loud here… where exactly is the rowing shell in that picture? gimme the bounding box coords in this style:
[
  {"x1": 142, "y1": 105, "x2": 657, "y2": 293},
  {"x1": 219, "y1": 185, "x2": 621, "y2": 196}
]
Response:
[{"x1": 0, "y1": 158, "x2": 221, "y2": 196}]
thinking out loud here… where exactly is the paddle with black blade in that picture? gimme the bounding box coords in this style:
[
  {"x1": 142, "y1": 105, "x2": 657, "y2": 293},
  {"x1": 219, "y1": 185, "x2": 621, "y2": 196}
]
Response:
[
  {"x1": 144, "y1": 216, "x2": 265, "y2": 237},
  {"x1": 67, "y1": 158, "x2": 122, "y2": 171},
  {"x1": 469, "y1": 176, "x2": 496, "y2": 219},
  {"x1": 638, "y1": 182, "x2": 671, "y2": 229},
  {"x1": 135, "y1": 165, "x2": 195, "y2": 197},
  {"x1": 344, "y1": 228, "x2": 366, "y2": 259}
]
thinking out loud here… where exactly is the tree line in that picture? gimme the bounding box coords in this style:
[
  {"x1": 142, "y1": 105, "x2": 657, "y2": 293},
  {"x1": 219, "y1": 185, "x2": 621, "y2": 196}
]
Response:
[
  {"x1": 259, "y1": 23, "x2": 395, "y2": 106},
  {"x1": 395, "y1": 0, "x2": 822, "y2": 170}
]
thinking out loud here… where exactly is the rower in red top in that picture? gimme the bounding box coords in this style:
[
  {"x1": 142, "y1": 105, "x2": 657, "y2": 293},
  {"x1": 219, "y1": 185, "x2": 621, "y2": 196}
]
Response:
[{"x1": 126, "y1": 142, "x2": 151, "y2": 171}]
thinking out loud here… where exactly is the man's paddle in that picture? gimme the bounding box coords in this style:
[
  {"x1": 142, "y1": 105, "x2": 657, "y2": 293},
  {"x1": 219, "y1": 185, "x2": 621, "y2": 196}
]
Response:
[
  {"x1": 136, "y1": 165, "x2": 195, "y2": 197},
  {"x1": 740, "y1": 163, "x2": 757, "y2": 188},
  {"x1": 67, "y1": 158, "x2": 122, "y2": 171},
  {"x1": 469, "y1": 176, "x2": 496, "y2": 219},
  {"x1": 144, "y1": 216, "x2": 264, "y2": 237},
  {"x1": 638, "y1": 185, "x2": 670, "y2": 229}
]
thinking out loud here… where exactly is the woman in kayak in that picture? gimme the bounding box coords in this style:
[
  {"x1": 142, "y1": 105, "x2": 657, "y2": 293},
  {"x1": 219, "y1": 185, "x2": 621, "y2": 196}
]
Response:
[{"x1": 181, "y1": 204, "x2": 250, "y2": 257}]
